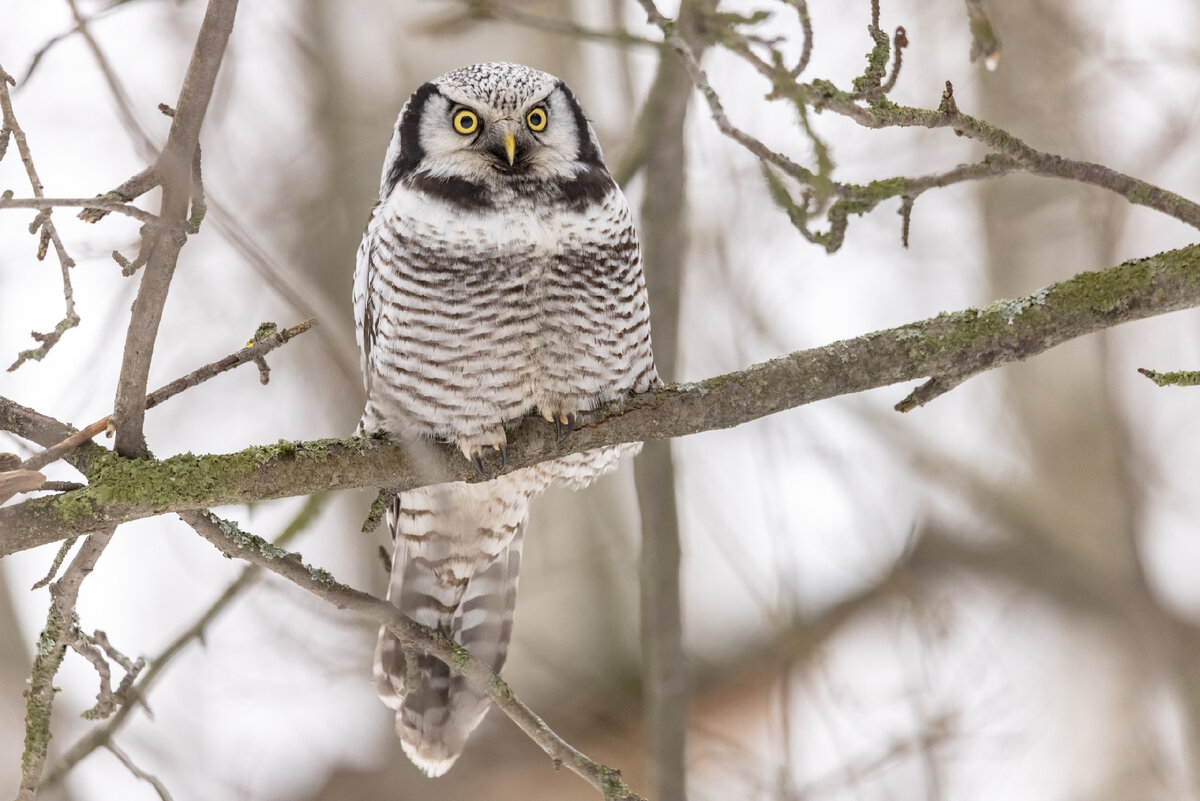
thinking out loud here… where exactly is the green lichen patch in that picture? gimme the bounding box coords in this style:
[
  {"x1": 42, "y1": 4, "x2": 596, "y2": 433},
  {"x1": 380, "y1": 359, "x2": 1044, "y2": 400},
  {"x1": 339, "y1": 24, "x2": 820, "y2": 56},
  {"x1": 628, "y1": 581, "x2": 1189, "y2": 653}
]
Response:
[
  {"x1": 1045, "y1": 257, "x2": 1156, "y2": 316},
  {"x1": 307, "y1": 565, "x2": 335, "y2": 584},
  {"x1": 1139, "y1": 368, "x2": 1200, "y2": 387},
  {"x1": 211, "y1": 515, "x2": 289, "y2": 561}
]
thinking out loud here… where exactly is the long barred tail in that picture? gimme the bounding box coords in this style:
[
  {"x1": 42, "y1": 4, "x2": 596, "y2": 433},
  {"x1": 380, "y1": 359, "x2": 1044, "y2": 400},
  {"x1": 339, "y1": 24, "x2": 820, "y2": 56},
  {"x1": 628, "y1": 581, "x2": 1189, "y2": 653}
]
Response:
[
  {"x1": 370, "y1": 446, "x2": 639, "y2": 775},
  {"x1": 373, "y1": 482, "x2": 529, "y2": 777}
]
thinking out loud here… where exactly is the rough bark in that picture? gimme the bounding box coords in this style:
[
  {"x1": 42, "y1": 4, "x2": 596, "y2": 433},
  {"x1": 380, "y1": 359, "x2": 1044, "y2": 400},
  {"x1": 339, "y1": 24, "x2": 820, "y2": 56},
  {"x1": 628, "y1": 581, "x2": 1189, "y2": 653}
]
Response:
[{"x1": 4, "y1": 242, "x2": 1199, "y2": 551}]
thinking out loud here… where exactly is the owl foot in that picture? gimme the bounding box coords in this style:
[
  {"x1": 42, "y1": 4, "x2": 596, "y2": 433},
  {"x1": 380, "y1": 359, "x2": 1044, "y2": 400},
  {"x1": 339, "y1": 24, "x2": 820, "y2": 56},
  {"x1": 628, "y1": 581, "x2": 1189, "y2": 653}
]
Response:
[
  {"x1": 457, "y1": 430, "x2": 508, "y2": 478},
  {"x1": 541, "y1": 409, "x2": 578, "y2": 443}
]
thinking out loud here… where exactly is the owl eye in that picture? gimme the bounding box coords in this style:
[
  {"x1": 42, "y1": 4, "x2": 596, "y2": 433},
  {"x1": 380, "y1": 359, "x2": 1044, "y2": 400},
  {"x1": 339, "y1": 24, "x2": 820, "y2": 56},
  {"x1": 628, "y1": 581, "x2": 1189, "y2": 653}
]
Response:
[
  {"x1": 526, "y1": 106, "x2": 548, "y2": 132},
  {"x1": 453, "y1": 109, "x2": 479, "y2": 135}
]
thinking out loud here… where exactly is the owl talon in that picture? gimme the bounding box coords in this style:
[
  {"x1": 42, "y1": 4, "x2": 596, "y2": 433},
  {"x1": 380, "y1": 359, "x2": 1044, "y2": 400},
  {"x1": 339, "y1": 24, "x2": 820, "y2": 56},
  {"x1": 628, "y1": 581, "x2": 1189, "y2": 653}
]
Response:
[
  {"x1": 498, "y1": 443, "x2": 508, "y2": 470},
  {"x1": 472, "y1": 454, "x2": 486, "y2": 478},
  {"x1": 554, "y1": 412, "x2": 578, "y2": 443}
]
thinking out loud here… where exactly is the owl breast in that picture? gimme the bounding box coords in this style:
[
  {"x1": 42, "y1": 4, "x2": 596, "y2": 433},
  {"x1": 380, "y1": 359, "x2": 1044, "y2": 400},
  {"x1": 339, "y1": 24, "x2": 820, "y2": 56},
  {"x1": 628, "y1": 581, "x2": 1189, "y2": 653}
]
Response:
[{"x1": 357, "y1": 180, "x2": 656, "y2": 444}]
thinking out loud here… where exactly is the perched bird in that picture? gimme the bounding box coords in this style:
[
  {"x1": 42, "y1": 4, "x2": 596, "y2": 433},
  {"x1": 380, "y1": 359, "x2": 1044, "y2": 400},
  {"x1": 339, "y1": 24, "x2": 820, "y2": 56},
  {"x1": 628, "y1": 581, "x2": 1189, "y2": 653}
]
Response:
[{"x1": 353, "y1": 62, "x2": 658, "y2": 776}]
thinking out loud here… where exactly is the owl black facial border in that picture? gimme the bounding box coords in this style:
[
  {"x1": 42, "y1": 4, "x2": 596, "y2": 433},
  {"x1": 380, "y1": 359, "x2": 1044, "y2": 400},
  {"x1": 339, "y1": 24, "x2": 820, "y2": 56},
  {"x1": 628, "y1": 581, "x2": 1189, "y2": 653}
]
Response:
[
  {"x1": 381, "y1": 74, "x2": 616, "y2": 212},
  {"x1": 383, "y1": 81, "x2": 439, "y2": 197}
]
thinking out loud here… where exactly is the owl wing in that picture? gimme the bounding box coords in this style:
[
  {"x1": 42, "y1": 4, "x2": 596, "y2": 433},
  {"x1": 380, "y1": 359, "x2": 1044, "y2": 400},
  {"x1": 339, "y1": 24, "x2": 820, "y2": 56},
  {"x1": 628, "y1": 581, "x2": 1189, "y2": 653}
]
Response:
[{"x1": 352, "y1": 219, "x2": 377, "y2": 400}]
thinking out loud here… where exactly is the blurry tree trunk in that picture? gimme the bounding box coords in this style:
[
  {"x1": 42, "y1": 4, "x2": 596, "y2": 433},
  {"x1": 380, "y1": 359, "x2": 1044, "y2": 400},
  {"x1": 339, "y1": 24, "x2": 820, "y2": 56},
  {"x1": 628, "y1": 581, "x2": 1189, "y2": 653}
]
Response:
[
  {"x1": 0, "y1": 574, "x2": 29, "y2": 797},
  {"x1": 633, "y1": 3, "x2": 715, "y2": 800},
  {"x1": 976, "y1": 0, "x2": 1168, "y2": 792}
]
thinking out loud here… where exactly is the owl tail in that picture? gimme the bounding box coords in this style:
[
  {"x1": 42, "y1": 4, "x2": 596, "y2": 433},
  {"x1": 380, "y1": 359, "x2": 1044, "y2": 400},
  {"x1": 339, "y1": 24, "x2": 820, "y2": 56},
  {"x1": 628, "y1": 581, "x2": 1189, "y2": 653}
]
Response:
[{"x1": 373, "y1": 484, "x2": 528, "y2": 777}]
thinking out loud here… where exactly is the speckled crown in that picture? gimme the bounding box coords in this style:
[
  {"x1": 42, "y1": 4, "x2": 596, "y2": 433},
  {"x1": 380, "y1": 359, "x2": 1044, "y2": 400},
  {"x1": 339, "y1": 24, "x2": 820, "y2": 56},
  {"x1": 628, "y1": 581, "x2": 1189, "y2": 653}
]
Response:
[{"x1": 433, "y1": 62, "x2": 558, "y2": 112}]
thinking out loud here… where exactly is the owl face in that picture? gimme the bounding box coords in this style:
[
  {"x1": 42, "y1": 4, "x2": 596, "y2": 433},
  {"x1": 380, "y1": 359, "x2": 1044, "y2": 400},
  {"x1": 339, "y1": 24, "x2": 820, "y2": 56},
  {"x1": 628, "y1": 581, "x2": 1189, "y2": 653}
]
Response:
[{"x1": 379, "y1": 63, "x2": 612, "y2": 209}]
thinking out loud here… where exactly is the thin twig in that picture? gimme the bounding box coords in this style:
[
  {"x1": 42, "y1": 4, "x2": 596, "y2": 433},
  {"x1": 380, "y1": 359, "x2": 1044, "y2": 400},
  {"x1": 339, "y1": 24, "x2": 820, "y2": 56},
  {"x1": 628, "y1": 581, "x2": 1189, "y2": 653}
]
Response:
[
  {"x1": 634, "y1": 0, "x2": 819, "y2": 186},
  {"x1": 70, "y1": 630, "x2": 117, "y2": 719},
  {"x1": 31, "y1": 537, "x2": 78, "y2": 590},
  {"x1": 104, "y1": 742, "x2": 174, "y2": 801},
  {"x1": 785, "y1": 0, "x2": 814, "y2": 77},
  {"x1": 0, "y1": 195, "x2": 160, "y2": 225},
  {"x1": 424, "y1": 0, "x2": 660, "y2": 47},
  {"x1": 643, "y1": 0, "x2": 1200, "y2": 244},
  {"x1": 21, "y1": 318, "x2": 317, "y2": 471},
  {"x1": 0, "y1": 64, "x2": 80, "y2": 371}
]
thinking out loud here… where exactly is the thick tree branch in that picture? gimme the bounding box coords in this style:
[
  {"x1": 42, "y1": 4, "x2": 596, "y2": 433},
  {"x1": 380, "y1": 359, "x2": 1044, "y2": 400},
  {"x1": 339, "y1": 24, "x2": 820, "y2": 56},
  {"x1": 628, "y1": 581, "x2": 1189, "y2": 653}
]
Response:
[
  {"x1": 4, "y1": 243, "x2": 1199, "y2": 550},
  {"x1": 4, "y1": 394, "x2": 643, "y2": 801},
  {"x1": 111, "y1": 0, "x2": 238, "y2": 457}
]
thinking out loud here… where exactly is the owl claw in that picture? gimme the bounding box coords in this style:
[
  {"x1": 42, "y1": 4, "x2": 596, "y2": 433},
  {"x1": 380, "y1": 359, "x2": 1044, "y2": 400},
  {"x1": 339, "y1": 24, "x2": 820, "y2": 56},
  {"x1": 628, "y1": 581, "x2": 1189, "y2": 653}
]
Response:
[
  {"x1": 554, "y1": 412, "x2": 578, "y2": 443},
  {"x1": 458, "y1": 429, "x2": 508, "y2": 478}
]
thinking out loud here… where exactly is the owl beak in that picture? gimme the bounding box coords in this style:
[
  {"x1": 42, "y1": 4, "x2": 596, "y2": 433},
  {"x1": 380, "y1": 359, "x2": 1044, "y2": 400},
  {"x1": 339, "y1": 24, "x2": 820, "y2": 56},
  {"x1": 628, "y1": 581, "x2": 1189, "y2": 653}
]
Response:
[{"x1": 502, "y1": 132, "x2": 517, "y2": 166}]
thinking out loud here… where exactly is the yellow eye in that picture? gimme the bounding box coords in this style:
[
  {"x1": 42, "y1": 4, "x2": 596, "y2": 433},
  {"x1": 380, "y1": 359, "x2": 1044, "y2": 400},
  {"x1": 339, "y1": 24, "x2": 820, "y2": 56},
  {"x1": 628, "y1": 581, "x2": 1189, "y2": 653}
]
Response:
[
  {"x1": 453, "y1": 109, "x2": 478, "y2": 135},
  {"x1": 526, "y1": 106, "x2": 548, "y2": 132}
]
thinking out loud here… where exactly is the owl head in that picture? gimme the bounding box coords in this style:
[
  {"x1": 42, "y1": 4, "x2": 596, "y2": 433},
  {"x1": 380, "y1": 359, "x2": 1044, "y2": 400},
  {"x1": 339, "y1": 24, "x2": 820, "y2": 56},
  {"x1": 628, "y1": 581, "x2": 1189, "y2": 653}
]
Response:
[{"x1": 378, "y1": 63, "x2": 612, "y2": 208}]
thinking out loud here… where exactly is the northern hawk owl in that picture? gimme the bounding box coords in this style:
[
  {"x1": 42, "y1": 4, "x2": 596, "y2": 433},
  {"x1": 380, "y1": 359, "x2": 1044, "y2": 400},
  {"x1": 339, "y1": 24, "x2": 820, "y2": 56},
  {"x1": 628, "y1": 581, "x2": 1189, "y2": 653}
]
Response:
[{"x1": 354, "y1": 62, "x2": 658, "y2": 776}]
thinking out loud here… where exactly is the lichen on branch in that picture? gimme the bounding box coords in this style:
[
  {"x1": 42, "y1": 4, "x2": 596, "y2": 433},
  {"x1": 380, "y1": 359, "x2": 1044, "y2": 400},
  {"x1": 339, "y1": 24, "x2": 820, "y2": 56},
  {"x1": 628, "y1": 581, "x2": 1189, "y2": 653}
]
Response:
[{"x1": 4, "y1": 243, "x2": 1200, "y2": 552}]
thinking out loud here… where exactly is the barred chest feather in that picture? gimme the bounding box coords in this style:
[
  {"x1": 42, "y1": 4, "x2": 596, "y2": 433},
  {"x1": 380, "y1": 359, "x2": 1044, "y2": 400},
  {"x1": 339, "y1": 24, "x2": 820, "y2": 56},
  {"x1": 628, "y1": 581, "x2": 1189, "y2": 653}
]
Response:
[{"x1": 356, "y1": 179, "x2": 656, "y2": 443}]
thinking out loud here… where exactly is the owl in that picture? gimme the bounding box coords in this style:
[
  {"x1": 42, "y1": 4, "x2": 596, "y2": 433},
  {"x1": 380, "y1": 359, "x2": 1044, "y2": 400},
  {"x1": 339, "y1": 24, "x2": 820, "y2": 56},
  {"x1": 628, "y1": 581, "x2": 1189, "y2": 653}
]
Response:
[{"x1": 353, "y1": 62, "x2": 659, "y2": 776}]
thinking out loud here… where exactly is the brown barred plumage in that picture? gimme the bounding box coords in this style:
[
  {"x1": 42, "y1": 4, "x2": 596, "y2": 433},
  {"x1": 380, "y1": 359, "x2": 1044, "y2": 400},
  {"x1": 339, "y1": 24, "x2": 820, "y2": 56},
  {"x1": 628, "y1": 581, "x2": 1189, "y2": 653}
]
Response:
[{"x1": 353, "y1": 63, "x2": 657, "y2": 776}]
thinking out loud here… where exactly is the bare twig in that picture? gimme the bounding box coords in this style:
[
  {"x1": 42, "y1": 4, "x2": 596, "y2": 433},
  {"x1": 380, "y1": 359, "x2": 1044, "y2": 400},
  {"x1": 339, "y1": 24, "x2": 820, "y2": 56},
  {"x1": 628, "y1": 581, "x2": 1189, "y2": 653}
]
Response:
[
  {"x1": 31, "y1": 537, "x2": 78, "y2": 590},
  {"x1": 635, "y1": 0, "x2": 819, "y2": 186},
  {"x1": 639, "y1": 0, "x2": 1200, "y2": 246},
  {"x1": 785, "y1": 0, "x2": 814, "y2": 77},
  {"x1": 424, "y1": 0, "x2": 660, "y2": 47},
  {"x1": 104, "y1": 742, "x2": 174, "y2": 801},
  {"x1": 111, "y1": 0, "x2": 240, "y2": 458},
  {"x1": 0, "y1": 65, "x2": 80, "y2": 371},
  {"x1": 70, "y1": 631, "x2": 117, "y2": 719},
  {"x1": 0, "y1": 194, "x2": 160, "y2": 226},
  {"x1": 22, "y1": 318, "x2": 317, "y2": 472}
]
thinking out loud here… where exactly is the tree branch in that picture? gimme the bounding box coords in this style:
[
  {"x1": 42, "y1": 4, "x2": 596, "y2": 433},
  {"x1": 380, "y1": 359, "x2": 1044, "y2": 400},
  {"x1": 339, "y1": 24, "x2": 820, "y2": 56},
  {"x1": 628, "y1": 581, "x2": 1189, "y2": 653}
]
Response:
[
  {"x1": 4, "y1": 243, "x2": 1199, "y2": 550},
  {"x1": 42, "y1": 495, "x2": 325, "y2": 789},
  {"x1": 177, "y1": 509, "x2": 645, "y2": 801},
  {"x1": 3, "y1": 389, "x2": 643, "y2": 801},
  {"x1": 637, "y1": 0, "x2": 1200, "y2": 249},
  {"x1": 21, "y1": 318, "x2": 316, "y2": 472},
  {"x1": 0, "y1": 65, "x2": 80, "y2": 371},
  {"x1": 0, "y1": 195, "x2": 160, "y2": 226},
  {"x1": 14, "y1": 528, "x2": 115, "y2": 801},
  {"x1": 110, "y1": 0, "x2": 239, "y2": 457}
]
